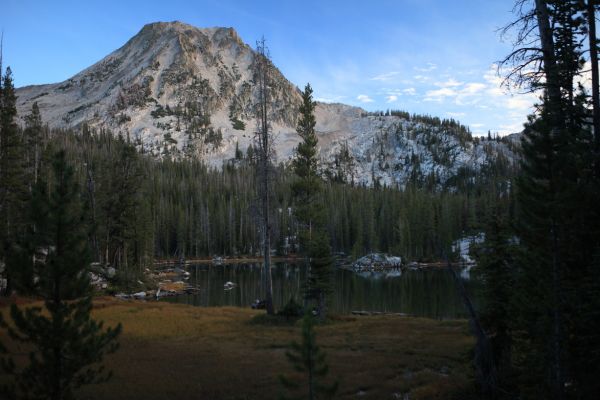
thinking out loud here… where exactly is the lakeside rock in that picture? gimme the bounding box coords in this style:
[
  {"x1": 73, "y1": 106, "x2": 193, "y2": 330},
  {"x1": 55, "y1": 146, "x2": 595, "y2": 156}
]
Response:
[
  {"x1": 452, "y1": 233, "x2": 485, "y2": 266},
  {"x1": 352, "y1": 253, "x2": 402, "y2": 272}
]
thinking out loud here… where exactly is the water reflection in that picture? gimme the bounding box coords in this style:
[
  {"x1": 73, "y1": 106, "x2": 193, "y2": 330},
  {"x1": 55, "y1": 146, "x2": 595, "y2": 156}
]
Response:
[{"x1": 162, "y1": 263, "x2": 475, "y2": 319}]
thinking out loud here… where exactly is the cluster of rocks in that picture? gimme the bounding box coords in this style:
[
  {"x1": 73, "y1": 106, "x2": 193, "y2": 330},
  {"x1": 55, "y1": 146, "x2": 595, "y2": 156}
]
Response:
[
  {"x1": 116, "y1": 271, "x2": 236, "y2": 301},
  {"x1": 351, "y1": 253, "x2": 402, "y2": 272},
  {"x1": 88, "y1": 263, "x2": 116, "y2": 290}
]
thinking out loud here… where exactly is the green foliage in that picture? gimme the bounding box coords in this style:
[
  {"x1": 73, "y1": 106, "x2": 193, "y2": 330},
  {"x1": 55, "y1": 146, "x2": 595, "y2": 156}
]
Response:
[
  {"x1": 278, "y1": 297, "x2": 304, "y2": 320},
  {"x1": 292, "y1": 84, "x2": 334, "y2": 317},
  {"x1": 364, "y1": 109, "x2": 473, "y2": 146},
  {"x1": 0, "y1": 67, "x2": 29, "y2": 294},
  {"x1": 0, "y1": 150, "x2": 121, "y2": 400},
  {"x1": 234, "y1": 141, "x2": 244, "y2": 160},
  {"x1": 23, "y1": 102, "x2": 44, "y2": 187},
  {"x1": 279, "y1": 314, "x2": 338, "y2": 400},
  {"x1": 230, "y1": 116, "x2": 245, "y2": 130},
  {"x1": 493, "y1": 1, "x2": 600, "y2": 397},
  {"x1": 203, "y1": 127, "x2": 223, "y2": 147},
  {"x1": 473, "y1": 206, "x2": 516, "y2": 394},
  {"x1": 25, "y1": 126, "x2": 500, "y2": 267}
]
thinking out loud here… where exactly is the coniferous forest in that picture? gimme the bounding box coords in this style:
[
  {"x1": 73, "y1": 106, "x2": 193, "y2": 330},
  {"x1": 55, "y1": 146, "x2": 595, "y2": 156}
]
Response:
[{"x1": 1, "y1": 120, "x2": 510, "y2": 275}]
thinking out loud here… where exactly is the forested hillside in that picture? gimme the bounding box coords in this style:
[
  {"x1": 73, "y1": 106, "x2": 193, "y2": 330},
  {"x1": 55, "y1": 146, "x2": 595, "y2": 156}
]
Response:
[{"x1": 40, "y1": 123, "x2": 514, "y2": 271}]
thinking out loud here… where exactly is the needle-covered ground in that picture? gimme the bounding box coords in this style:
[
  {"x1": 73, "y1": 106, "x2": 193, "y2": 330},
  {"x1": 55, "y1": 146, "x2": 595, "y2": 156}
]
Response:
[{"x1": 1, "y1": 299, "x2": 475, "y2": 399}]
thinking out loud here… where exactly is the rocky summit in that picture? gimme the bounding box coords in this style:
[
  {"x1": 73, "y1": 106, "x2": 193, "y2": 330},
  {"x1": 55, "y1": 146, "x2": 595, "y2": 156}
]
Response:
[{"x1": 15, "y1": 21, "x2": 519, "y2": 188}]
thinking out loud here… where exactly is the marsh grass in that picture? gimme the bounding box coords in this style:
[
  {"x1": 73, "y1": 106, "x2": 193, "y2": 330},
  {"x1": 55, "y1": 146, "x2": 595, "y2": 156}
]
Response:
[{"x1": 1, "y1": 299, "x2": 474, "y2": 399}]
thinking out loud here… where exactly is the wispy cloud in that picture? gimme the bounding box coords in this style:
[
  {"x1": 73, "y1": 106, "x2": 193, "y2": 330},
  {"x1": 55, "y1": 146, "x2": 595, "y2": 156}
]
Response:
[
  {"x1": 413, "y1": 74, "x2": 430, "y2": 82},
  {"x1": 357, "y1": 94, "x2": 374, "y2": 103},
  {"x1": 446, "y1": 111, "x2": 466, "y2": 118},
  {"x1": 414, "y1": 62, "x2": 437, "y2": 72},
  {"x1": 462, "y1": 82, "x2": 486, "y2": 94},
  {"x1": 315, "y1": 94, "x2": 346, "y2": 103},
  {"x1": 435, "y1": 78, "x2": 463, "y2": 88},
  {"x1": 499, "y1": 122, "x2": 526, "y2": 133},
  {"x1": 370, "y1": 71, "x2": 401, "y2": 81},
  {"x1": 386, "y1": 95, "x2": 398, "y2": 103},
  {"x1": 424, "y1": 87, "x2": 458, "y2": 101}
]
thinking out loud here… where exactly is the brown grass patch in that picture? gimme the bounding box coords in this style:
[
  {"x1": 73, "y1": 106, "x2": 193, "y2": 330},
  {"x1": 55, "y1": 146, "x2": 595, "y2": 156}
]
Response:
[{"x1": 1, "y1": 300, "x2": 474, "y2": 399}]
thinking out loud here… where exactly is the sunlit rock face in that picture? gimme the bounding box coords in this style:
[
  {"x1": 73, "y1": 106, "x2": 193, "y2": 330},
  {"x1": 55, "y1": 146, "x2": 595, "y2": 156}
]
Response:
[{"x1": 16, "y1": 21, "x2": 519, "y2": 187}]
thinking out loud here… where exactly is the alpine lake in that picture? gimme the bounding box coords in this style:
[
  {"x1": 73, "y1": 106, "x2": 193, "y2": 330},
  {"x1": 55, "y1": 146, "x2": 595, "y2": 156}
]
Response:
[{"x1": 161, "y1": 262, "x2": 477, "y2": 319}]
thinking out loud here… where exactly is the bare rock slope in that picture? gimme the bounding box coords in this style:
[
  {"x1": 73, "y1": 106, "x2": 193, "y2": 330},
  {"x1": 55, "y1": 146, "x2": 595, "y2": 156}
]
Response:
[{"x1": 16, "y1": 21, "x2": 519, "y2": 187}]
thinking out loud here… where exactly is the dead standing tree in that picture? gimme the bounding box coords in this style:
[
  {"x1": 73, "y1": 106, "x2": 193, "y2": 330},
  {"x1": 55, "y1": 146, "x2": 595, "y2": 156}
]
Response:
[{"x1": 253, "y1": 37, "x2": 275, "y2": 315}]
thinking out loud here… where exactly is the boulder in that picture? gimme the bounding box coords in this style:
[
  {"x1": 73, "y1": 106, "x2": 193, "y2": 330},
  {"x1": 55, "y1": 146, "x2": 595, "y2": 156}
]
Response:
[
  {"x1": 106, "y1": 267, "x2": 116, "y2": 278},
  {"x1": 352, "y1": 253, "x2": 402, "y2": 272}
]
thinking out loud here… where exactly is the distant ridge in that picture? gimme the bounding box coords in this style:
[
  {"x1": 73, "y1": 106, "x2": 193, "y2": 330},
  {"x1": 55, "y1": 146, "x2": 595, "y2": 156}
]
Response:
[{"x1": 15, "y1": 21, "x2": 519, "y2": 188}]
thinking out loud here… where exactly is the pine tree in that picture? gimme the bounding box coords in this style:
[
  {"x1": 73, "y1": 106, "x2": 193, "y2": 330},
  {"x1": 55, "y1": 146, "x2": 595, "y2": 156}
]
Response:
[
  {"x1": 292, "y1": 84, "x2": 333, "y2": 318},
  {"x1": 500, "y1": 1, "x2": 600, "y2": 397},
  {"x1": 0, "y1": 150, "x2": 121, "y2": 400},
  {"x1": 279, "y1": 314, "x2": 338, "y2": 400},
  {"x1": 0, "y1": 67, "x2": 28, "y2": 295},
  {"x1": 23, "y1": 101, "x2": 43, "y2": 186},
  {"x1": 475, "y1": 206, "x2": 515, "y2": 396}
]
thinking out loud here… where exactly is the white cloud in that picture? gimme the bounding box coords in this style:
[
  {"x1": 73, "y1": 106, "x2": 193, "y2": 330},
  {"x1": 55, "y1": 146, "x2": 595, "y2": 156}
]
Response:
[
  {"x1": 483, "y1": 66, "x2": 506, "y2": 96},
  {"x1": 357, "y1": 94, "x2": 374, "y2": 103},
  {"x1": 436, "y1": 78, "x2": 463, "y2": 88},
  {"x1": 386, "y1": 95, "x2": 398, "y2": 103},
  {"x1": 403, "y1": 87, "x2": 416, "y2": 95},
  {"x1": 414, "y1": 62, "x2": 437, "y2": 72},
  {"x1": 370, "y1": 71, "x2": 401, "y2": 81},
  {"x1": 315, "y1": 94, "x2": 346, "y2": 103},
  {"x1": 462, "y1": 82, "x2": 486, "y2": 94},
  {"x1": 446, "y1": 111, "x2": 466, "y2": 118},
  {"x1": 498, "y1": 122, "x2": 525, "y2": 134},
  {"x1": 506, "y1": 96, "x2": 531, "y2": 110},
  {"x1": 424, "y1": 87, "x2": 458, "y2": 101}
]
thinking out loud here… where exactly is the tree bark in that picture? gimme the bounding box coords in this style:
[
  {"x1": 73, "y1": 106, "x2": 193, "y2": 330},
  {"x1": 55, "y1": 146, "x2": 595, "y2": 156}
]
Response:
[
  {"x1": 587, "y1": 0, "x2": 600, "y2": 176},
  {"x1": 447, "y1": 259, "x2": 497, "y2": 397},
  {"x1": 534, "y1": 2, "x2": 565, "y2": 397},
  {"x1": 255, "y1": 39, "x2": 274, "y2": 315},
  {"x1": 535, "y1": 0, "x2": 562, "y2": 113}
]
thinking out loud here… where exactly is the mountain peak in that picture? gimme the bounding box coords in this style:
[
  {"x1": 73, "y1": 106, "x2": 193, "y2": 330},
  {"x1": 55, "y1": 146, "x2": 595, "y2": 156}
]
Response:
[
  {"x1": 14, "y1": 22, "x2": 517, "y2": 188},
  {"x1": 15, "y1": 20, "x2": 300, "y2": 160},
  {"x1": 136, "y1": 21, "x2": 243, "y2": 46}
]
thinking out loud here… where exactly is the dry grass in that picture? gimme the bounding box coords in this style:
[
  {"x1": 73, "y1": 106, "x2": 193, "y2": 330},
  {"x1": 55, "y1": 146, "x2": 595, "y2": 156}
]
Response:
[{"x1": 1, "y1": 299, "x2": 475, "y2": 400}]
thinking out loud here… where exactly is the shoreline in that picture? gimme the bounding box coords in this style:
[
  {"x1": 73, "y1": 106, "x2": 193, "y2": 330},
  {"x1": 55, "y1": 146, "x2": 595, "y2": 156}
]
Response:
[{"x1": 154, "y1": 256, "x2": 471, "y2": 269}]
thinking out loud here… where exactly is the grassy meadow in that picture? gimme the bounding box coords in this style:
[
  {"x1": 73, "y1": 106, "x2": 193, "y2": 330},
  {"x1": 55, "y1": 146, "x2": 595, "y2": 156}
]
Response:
[{"x1": 1, "y1": 299, "x2": 475, "y2": 399}]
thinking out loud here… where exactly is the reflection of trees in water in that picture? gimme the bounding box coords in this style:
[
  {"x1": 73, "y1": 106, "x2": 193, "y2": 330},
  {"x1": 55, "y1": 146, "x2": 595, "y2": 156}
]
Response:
[{"x1": 165, "y1": 263, "x2": 474, "y2": 319}]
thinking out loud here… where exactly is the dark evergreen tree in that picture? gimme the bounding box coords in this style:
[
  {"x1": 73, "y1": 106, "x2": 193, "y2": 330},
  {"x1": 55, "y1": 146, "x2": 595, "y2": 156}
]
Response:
[
  {"x1": 279, "y1": 314, "x2": 338, "y2": 400},
  {"x1": 0, "y1": 67, "x2": 28, "y2": 296},
  {"x1": 475, "y1": 206, "x2": 516, "y2": 396},
  {"x1": 499, "y1": 1, "x2": 600, "y2": 397},
  {"x1": 99, "y1": 138, "x2": 145, "y2": 286},
  {"x1": 292, "y1": 84, "x2": 333, "y2": 318},
  {"x1": 0, "y1": 150, "x2": 121, "y2": 400},
  {"x1": 23, "y1": 101, "x2": 44, "y2": 186}
]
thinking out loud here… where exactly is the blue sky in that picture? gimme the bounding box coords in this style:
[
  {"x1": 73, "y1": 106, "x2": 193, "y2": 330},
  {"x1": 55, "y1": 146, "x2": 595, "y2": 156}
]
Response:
[{"x1": 2, "y1": 0, "x2": 536, "y2": 135}]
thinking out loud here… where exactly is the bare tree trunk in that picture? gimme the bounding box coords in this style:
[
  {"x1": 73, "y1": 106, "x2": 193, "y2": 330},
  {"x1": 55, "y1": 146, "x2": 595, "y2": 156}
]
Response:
[
  {"x1": 535, "y1": 0, "x2": 562, "y2": 110},
  {"x1": 447, "y1": 259, "x2": 497, "y2": 398},
  {"x1": 255, "y1": 38, "x2": 274, "y2": 315},
  {"x1": 86, "y1": 163, "x2": 100, "y2": 262},
  {"x1": 534, "y1": 3, "x2": 565, "y2": 397},
  {"x1": 587, "y1": 0, "x2": 600, "y2": 176}
]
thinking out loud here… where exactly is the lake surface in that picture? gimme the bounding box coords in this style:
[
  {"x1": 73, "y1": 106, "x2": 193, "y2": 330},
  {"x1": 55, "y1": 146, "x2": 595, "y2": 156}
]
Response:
[{"x1": 162, "y1": 263, "x2": 476, "y2": 319}]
